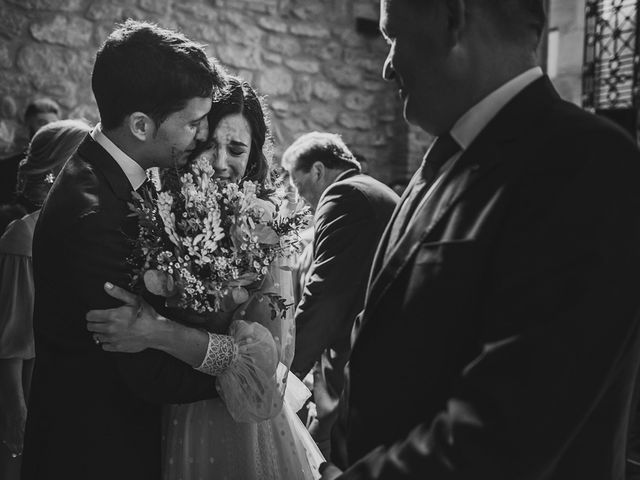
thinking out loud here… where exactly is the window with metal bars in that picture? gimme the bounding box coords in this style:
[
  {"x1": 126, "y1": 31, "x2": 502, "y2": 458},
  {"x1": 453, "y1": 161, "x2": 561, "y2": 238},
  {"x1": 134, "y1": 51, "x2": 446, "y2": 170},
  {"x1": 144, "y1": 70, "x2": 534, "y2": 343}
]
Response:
[{"x1": 582, "y1": 0, "x2": 639, "y2": 137}]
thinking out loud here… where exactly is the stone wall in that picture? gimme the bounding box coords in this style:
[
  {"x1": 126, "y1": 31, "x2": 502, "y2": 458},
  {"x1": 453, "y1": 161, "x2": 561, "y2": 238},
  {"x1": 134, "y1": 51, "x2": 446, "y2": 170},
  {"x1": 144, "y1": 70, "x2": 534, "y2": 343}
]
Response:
[{"x1": 0, "y1": 0, "x2": 413, "y2": 183}]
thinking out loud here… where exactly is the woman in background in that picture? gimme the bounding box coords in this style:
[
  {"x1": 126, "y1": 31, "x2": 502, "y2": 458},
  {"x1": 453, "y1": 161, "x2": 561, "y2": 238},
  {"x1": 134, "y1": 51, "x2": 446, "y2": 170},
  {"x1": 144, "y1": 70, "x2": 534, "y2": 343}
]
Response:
[{"x1": 0, "y1": 119, "x2": 90, "y2": 480}]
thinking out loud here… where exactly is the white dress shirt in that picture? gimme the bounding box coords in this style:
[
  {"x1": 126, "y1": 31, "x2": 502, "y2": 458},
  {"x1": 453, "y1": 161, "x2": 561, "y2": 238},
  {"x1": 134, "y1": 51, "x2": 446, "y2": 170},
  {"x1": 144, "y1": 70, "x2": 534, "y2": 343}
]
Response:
[
  {"x1": 412, "y1": 67, "x2": 544, "y2": 216},
  {"x1": 90, "y1": 123, "x2": 147, "y2": 190}
]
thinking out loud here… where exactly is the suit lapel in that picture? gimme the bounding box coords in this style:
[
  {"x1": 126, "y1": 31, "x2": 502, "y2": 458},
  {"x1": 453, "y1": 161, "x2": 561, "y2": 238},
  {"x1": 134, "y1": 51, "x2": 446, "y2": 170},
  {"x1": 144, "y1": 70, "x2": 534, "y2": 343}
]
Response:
[
  {"x1": 365, "y1": 168, "x2": 422, "y2": 298},
  {"x1": 76, "y1": 135, "x2": 135, "y2": 202},
  {"x1": 363, "y1": 76, "x2": 559, "y2": 320}
]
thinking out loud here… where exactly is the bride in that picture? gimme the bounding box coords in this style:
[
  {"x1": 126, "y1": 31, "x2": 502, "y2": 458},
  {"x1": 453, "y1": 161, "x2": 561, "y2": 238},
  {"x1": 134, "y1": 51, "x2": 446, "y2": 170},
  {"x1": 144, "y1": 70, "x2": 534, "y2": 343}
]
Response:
[{"x1": 87, "y1": 77, "x2": 323, "y2": 480}]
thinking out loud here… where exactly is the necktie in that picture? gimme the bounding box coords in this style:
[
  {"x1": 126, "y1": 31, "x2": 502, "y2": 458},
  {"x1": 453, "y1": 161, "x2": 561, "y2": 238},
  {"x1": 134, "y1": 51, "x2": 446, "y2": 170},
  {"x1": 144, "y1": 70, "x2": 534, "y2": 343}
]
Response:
[{"x1": 385, "y1": 133, "x2": 461, "y2": 256}]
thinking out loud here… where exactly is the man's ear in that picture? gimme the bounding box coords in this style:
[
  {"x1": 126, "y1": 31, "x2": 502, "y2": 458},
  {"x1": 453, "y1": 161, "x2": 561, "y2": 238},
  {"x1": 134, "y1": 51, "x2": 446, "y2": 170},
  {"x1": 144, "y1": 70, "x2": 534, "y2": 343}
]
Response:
[
  {"x1": 128, "y1": 112, "x2": 155, "y2": 142},
  {"x1": 311, "y1": 161, "x2": 325, "y2": 182}
]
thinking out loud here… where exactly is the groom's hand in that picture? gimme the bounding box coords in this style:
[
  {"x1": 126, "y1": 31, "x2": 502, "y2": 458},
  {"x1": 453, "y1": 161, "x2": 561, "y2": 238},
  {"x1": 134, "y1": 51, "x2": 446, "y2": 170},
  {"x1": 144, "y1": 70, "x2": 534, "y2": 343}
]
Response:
[{"x1": 86, "y1": 282, "x2": 162, "y2": 353}]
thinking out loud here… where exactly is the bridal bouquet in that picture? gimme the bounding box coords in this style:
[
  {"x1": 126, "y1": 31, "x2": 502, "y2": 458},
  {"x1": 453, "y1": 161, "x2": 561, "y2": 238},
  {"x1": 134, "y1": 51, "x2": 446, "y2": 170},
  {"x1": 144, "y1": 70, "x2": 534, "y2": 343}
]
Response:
[{"x1": 128, "y1": 156, "x2": 309, "y2": 317}]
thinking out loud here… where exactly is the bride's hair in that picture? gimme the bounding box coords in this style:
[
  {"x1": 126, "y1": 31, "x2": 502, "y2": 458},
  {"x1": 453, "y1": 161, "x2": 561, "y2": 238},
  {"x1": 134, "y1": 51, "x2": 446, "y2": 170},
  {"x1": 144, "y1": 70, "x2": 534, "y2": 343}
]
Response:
[
  {"x1": 205, "y1": 76, "x2": 273, "y2": 184},
  {"x1": 17, "y1": 119, "x2": 90, "y2": 210}
]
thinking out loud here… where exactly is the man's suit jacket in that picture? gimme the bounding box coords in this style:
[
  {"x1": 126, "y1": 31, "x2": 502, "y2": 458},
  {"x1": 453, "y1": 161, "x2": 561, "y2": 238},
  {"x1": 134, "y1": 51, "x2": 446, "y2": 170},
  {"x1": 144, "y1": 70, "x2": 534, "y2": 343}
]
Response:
[
  {"x1": 22, "y1": 136, "x2": 218, "y2": 480},
  {"x1": 291, "y1": 169, "x2": 398, "y2": 445},
  {"x1": 334, "y1": 76, "x2": 640, "y2": 479}
]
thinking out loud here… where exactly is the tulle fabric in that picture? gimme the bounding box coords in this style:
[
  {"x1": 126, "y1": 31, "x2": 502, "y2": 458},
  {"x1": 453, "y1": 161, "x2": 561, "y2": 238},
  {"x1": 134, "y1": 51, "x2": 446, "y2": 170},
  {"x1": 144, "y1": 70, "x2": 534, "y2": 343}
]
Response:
[
  {"x1": 0, "y1": 211, "x2": 38, "y2": 359},
  {"x1": 162, "y1": 259, "x2": 324, "y2": 479}
]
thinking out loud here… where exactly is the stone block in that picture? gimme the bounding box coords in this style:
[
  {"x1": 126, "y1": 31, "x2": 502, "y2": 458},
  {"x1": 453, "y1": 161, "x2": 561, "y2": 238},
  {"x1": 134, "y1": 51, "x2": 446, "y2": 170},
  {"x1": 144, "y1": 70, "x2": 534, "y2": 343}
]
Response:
[
  {"x1": 86, "y1": 2, "x2": 125, "y2": 21},
  {"x1": 0, "y1": 44, "x2": 13, "y2": 69},
  {"x1": 338, "y1": 112, "x2": 373, "y2": 130},
  {"x1": 30, "y1": 15, "x2": 93, "y2": 46},
  {"x1": 313, "y1": 80, "x2": 341, "y2": 101},
  {"x1": 18, "y1": 44, "x2": 70, "y2": 79},
  {"x1": 294, "y1": 75, "x2": 313, "y2": 102},
  {"x1": 1, "y1": 96, "x2": 18, "y2": 119},
  {"x1": 262, "y1": 51, "x2": 283, "y2": 65},
  {"x1": 138, "y1": 0, "x2": 169, "y2": 15},
  {"x1": 290, "y1": 23, "x2": 330, "y2": 38},
  {"x1": 258, "y1": 67, "x2": 294, "y2": 96},
  {"x1": 291, "y1": 4, "x2": 325, "y2": 21},
  {"x1": 353, "y1": 2, "x2": 378, "y2": 21},
  {"x1": 325, "y1": 62, "x2": 362, "y2": 87},
  {"x1": 174, "y1": 2, "x2": 218, "y2": 22},
  {"x1": 270, "y1": 99, "x2": 290, "y2": 114},
  {"x1": 309, "y1": 105, "x2": 337, "y2": 126},
  {"x1": 221, "y1": 23, "x2": 263, "y2": 46},
  {"x1": 266, "y1": 35, "x2": 301, "y2": 57},
  {"x1": 282, "y1": 116, "x2": 306, "y2": 134},
  {"x1": 0, "y1": 6, "x2": 28, "y2": 39},
  {"x1": 257, "y1": 17, "x2": 288, "y2": 34},
  {"x1": 31, "y1": 78, "x2": 77, "y2": 108},
  {"x1": 69, "y1": 103, "x2": 99, "y2": 124},
  {"x1": 362, "y1": 80, "x2": 386, "y2": 92},
  {"x1": 317, "y1": 41, "x2": 342, "y2": 61},
  {"x1": 0, "y1": 72, "x2": 31, "y2": 98},
  {"x1": 284, "y1": 58, "x2": 319, "y2": 73},
  {"x1": 217, "y1": 43, "x2": 261, "y2": 70},
  {"x1": 345, "y1": 91, "x2": 375, "y2": 111},
  {"x1": 178, "y1": 21, "x2": 222, "y2": 43},
  {"x1": 6, "y1": 0, "x2": 85, "y2": 11}
]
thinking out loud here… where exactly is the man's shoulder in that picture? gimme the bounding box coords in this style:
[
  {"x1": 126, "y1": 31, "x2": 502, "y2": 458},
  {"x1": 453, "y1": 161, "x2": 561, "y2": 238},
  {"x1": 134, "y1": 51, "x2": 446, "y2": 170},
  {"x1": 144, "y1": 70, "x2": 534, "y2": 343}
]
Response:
[
  {"x1": 42, "y1": 147, "x2": 121, "y2": 225},
  {"x1": 330, "y1": 172, "x2": 398, "y2": 205}
]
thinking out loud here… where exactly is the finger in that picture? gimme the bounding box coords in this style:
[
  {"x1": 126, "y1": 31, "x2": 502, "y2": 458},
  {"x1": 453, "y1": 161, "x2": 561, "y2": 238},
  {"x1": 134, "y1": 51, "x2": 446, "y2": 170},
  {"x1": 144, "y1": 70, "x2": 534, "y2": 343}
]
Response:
[
  {"x1": 86, "y1": 309, "x2": 112, "y2": 323},
  {"x1": 87, "y1": 322, "x2": 111, "y2": 333},
  {"x1": 102, "y1": 343, "x2": 119, "y2": 352},
  {"x1": 104, "y1": 282, "x2": 139, "y2": 306}
]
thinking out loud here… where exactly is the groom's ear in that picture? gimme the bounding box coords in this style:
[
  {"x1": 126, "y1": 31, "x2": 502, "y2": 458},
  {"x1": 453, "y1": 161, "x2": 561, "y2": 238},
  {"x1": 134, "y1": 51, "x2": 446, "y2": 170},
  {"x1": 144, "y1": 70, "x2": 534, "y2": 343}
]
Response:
[{"x1": 128, "y1": 112, "x2": 155, "y2": 142}]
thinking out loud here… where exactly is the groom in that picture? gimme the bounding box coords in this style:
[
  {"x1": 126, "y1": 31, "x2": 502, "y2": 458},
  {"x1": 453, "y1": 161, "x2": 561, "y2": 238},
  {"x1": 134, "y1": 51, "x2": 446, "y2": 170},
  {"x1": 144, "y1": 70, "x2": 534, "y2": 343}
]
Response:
[
  {"x1": 22, "y1": 21, "x2": 225, "y2": 480},
  {"x1": 323, "y1": 0, "x2": 640, "y2": 479}
]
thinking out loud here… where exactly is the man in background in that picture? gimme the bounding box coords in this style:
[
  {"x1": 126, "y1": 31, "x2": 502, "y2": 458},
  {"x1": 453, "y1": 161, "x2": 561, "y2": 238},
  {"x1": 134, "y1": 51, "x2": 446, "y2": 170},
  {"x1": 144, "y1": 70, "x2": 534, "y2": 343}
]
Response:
[
  {"x1": 284, "y1": 132, "x2": 398, "y2": 458},
  {"x1": 0, "y1": 99, "x2": 61, "y2": 205}
]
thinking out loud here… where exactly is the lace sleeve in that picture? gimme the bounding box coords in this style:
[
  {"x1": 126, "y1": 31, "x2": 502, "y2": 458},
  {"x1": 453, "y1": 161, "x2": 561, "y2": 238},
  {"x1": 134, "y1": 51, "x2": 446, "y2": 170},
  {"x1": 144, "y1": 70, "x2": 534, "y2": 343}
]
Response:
[{"x1": 194, "y1": 332, "x2": 237, "y2": 376}]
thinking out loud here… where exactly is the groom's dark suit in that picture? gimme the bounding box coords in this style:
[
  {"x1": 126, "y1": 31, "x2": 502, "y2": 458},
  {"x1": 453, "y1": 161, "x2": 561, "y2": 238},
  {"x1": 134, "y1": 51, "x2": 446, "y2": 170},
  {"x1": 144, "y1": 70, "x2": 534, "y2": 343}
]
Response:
[
  {"x1": 22, "y1": 136, "x2": 218, "y2": 480},
  {"x1": 334, "y1": 77, "x2": 640, "y2": 479}
]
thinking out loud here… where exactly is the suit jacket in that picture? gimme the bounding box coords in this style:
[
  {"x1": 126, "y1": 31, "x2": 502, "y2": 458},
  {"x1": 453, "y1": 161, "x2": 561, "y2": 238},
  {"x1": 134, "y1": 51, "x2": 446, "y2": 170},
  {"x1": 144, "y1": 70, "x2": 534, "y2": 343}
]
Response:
[
  {"x1": 334, "y1": 76, "x2": 640, "y2": 479},
  {"x1": 22, "y1": 136, "x2": 218, "y2": 480},
  {"x1": 291, "y1": 169, "x2": 398, "y2": 444}
]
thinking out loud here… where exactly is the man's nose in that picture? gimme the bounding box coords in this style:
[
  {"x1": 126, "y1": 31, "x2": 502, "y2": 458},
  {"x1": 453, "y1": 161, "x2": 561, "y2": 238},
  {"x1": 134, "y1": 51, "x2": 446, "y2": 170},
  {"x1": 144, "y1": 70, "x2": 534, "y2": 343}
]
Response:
[
  {"x1": 196, "y1": 118, "x2": 209, "y2": 142},
  {"x1": 383, "y1": 55, "x2": 396, "y2": 82}
]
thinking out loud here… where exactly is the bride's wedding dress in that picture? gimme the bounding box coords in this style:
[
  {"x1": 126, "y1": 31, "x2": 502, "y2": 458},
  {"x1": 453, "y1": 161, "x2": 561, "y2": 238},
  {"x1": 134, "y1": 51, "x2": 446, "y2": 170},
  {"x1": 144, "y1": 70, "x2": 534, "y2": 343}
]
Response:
[{"x1": 161, "y1": 260, "x2": 324, "y2": 479}]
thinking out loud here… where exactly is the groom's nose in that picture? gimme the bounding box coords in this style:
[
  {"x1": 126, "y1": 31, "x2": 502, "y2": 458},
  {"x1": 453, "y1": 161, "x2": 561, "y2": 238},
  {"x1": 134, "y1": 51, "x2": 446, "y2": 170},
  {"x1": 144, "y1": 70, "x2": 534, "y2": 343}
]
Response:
[{"x1": 196, "y1": 118, "x2": 209, "y2": 142}]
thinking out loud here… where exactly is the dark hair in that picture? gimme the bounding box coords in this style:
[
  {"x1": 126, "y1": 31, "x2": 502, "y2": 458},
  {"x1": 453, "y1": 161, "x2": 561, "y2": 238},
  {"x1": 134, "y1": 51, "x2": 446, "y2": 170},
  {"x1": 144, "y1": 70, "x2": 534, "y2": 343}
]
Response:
[
  {"x1": 17, "y1": 119, "x2": 90, "y2": 209},
  {"x1": 24, "y1": 97, "x2": 61, "y2": 120},
  {"x1": 203, "y1": 76, "x2": 272, "y2": 183},
  {"x1": 282, "y1": 132, "x2": 361, "y2": 173},
  {"x1": 92, "y1": 20, "x2": 224, "y2": 130}
]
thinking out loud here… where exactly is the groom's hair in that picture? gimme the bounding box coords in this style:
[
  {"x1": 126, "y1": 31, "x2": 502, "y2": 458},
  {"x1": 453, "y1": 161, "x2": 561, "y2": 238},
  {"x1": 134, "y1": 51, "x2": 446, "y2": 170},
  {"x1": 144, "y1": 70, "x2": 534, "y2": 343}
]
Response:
[{"x1": 92, "y1": 20, "x2": 223, "y2": 130}]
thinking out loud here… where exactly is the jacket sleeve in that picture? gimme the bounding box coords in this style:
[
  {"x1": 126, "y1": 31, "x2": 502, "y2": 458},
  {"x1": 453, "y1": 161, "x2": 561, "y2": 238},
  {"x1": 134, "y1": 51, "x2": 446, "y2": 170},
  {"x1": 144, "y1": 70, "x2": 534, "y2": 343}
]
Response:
[
  {"x1": 69, "y1": 210, "x2": 218, "y2": 404},
  {"x1": 291, "y1": 183, "x2": 379, "y2": 378}
]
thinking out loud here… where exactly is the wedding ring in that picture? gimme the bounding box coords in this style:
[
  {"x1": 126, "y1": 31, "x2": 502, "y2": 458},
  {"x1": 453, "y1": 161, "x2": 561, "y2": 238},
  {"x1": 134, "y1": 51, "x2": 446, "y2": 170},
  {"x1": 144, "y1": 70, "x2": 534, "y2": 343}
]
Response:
[{"x1": 93, "y1": 335, "x2": 101, "y2": 345}]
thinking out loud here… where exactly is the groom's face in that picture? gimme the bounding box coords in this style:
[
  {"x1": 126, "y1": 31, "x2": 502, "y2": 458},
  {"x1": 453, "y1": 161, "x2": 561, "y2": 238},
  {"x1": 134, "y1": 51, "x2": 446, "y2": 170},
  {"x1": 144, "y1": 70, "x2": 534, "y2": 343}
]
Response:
[{"x1": 150, "y1": 96, "x2": 212, "y2": 168}]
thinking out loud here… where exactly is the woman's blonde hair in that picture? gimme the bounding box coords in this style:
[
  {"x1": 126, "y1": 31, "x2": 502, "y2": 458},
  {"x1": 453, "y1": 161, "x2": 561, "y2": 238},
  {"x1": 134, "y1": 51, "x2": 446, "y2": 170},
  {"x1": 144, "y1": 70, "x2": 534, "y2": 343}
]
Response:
[{"x1": 17, "y1": 119, "x2": 90, "y2": 209}]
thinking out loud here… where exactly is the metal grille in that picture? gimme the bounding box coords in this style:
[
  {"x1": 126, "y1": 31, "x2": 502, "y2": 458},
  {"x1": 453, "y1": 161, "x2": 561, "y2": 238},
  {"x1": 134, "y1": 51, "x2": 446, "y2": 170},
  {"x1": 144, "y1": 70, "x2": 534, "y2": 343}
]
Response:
[{"x1": 583, "y1": 0, "x2": 639, "y2": 110}]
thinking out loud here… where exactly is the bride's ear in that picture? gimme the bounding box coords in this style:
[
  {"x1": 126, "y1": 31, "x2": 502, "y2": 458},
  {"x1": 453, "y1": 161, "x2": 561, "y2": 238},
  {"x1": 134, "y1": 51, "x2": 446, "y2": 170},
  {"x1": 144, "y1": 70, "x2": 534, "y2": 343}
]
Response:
[{"x1": 128, "y1": 112, "x2": 155, "y2": 142}]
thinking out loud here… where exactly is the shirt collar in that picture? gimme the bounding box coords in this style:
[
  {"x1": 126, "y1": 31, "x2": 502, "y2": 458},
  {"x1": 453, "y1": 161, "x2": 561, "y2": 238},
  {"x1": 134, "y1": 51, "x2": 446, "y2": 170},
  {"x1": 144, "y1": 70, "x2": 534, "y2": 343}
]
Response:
[
  {"x1": 450, "y1": 67, "x2": 543, "y2": 150},
  {"x1": 90, "y1": 123, "x2": 147, "y2": 190}
]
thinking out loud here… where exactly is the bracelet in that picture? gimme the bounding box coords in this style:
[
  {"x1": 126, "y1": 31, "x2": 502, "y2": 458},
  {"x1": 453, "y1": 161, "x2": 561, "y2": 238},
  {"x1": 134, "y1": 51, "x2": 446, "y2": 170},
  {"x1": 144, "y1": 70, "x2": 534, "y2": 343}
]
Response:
[{"x1": 194, "y1": 332, "x2": 237, "y2": 376}]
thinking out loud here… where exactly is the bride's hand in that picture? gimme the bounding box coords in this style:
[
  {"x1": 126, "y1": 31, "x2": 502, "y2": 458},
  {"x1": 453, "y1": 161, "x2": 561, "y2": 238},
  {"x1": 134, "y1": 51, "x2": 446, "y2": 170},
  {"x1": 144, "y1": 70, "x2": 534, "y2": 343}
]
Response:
[{"x1": 86, "y1": 282, "x2": 165, "y2": 353}]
